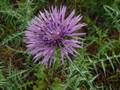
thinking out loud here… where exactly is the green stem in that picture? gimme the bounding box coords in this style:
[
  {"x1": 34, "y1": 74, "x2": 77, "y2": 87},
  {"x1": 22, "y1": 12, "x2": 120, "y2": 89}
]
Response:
[
  {"x1": 74, "y1": 0, "x2": 77, "y2": 14},
  {"x1": 66, "y1": 0, "x2": 69, "y2": 6}
]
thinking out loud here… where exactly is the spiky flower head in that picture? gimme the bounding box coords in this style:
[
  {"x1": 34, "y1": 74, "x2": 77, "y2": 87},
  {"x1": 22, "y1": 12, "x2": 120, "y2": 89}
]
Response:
[{"x1": 25, "y1": 6, "x2": 86, "y2": 66}]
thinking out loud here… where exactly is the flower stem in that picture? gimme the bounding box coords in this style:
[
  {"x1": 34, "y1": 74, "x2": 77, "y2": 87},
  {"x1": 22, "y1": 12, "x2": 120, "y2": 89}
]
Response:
[{"x1": 74, "y1": 0, "x2": 77, "y2": 14}]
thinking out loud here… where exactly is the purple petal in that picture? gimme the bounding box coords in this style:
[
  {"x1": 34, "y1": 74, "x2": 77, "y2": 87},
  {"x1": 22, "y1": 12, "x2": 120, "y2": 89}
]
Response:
[{"x1": 66, "y1": 33, "x2": 86, "y2": 36}]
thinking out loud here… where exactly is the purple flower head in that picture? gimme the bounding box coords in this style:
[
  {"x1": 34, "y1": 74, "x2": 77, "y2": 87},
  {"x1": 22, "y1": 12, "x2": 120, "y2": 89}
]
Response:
[{"x1": 25, "y1": 6, "x2": 86, "y2": 66}]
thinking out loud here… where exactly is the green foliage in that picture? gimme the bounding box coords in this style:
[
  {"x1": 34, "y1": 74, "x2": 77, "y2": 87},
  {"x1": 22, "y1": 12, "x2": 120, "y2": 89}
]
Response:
[
  {"x1": 104, "y1": 5, "x2": 120, "y2": 29},
  {"x1": 0, "y1": 0, "x2": 120, "y2": 90},
  {"x1": 0, "y1": 61, "x2": 27, "y2": 90}
]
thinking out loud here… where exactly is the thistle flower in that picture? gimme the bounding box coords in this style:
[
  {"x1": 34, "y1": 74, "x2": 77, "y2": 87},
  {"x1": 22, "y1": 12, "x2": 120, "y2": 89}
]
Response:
[{"x1": 24, "y1": 6, "x2": 86, "y2": 66}]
